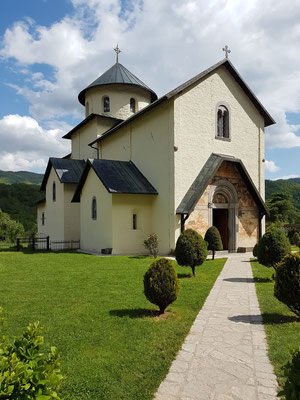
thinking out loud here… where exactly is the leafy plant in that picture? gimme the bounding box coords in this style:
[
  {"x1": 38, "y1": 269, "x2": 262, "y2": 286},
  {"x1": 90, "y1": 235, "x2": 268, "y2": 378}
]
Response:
[
  {"x1": 293, "y1": 232, "x2": 300, "y2": 249},
  {"x1": 143, "y1": 233, "x2": 159, "y2": 258},
  {"x1": 204, "y1": 226, "x2": 223, "y2": 260},
  {"x1": 0, "y1": 317, "x2": 65, "y2": 399},
  {"x1": 280, "y1": 348, "x2": 300, "y2": 400},
  {"x1": 257, "y1": 227, "x2": 291, "y2": 268},
  {"x1": 0, "y1": 208, "x2": 24, "y2": 242},
  {"x1": 143, "y1": 258, "x2": 180, "y2": 314},
  {"x1": 253, "y1": 243, "x2": 259, "y2": 258},
  {"x1": 274, "y1": 253, "x2": 300, "y2": 317},
  {"x1": 175, "y1": 229, "x2": 207, "y2": 277}
]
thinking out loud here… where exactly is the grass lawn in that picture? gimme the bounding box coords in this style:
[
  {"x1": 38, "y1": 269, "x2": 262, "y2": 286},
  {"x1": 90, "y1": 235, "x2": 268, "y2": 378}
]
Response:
[
  {"x1": 251, "y1": 259, "x2": 300, "y2": 390},
  {"x1": 0, "y1": 252, "x2": 226, "y2": 400}
]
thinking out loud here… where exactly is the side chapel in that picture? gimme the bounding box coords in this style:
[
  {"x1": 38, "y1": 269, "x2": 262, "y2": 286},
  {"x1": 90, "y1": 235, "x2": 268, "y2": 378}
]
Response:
[{"x1": 37, "y1": 46, "x2": 275, "y2": 255}]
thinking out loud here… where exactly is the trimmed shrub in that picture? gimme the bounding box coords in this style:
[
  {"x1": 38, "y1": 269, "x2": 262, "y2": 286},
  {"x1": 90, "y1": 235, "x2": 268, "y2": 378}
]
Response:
[
  {"x1": 257, "y1": 227, "x2": 291, "y2": 268},
  {"x1": 175, "y1": 229, "x2": 207, "y2": 277},
  {"x1": 143, "y1": 233, "x2": 159, "y2": 258},
  {"x1": 204, "y1": 226, "x2": 223, "y2": 260},
  {"x1": 280, "y1": 348, "x2": 300, "y2": 400},
  {"x1": 274, "y1": 253, "x2": 300, "y2": 317},
  {"x1": 143, "y1": 258, "x2": 180, "y2": 314},
  {"x1": 253, "y1": 243, "x2": 259, "y2": 258},
  {"x1": 0, "y1": 320, "x2": 64, "y2": 399}
]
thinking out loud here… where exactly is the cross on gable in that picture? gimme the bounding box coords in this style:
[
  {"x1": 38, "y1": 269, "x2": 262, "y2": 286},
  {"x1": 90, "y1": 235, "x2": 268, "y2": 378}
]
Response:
[{"x1": 222, "y1": 45, "x2": 231, "y2": 59}]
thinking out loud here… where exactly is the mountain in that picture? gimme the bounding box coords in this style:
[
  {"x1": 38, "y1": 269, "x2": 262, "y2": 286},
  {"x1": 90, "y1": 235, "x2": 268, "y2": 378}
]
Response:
[
  {"x1": 265, "y1": 179, "x2": 300, "y2": 211},
  {"x1": 0, "y1": 170, "x2": 43, "y2": 185}
]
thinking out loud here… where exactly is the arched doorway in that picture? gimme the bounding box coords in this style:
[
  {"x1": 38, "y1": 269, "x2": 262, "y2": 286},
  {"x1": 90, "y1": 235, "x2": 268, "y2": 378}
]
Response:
[{"x1": 209, "y1": 180, "x2": 238, "y2": 252}]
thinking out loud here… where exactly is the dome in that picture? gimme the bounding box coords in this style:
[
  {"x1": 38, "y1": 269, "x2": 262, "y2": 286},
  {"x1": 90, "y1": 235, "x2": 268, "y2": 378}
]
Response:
[{"x1": 78, "y1": 62, "x2": 158, "y2": 106}]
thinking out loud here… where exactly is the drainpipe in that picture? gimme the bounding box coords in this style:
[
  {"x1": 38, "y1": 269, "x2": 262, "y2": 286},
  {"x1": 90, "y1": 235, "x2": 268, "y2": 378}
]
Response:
[{"x1": 180, "y1": 213, "x2": 189, "y2": 233}]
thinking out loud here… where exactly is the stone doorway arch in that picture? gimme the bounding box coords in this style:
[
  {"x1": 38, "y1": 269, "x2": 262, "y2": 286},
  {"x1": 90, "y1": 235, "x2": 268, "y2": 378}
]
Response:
[{"x1": 208, "y1": 180, "x2": 238, "y2": 252}]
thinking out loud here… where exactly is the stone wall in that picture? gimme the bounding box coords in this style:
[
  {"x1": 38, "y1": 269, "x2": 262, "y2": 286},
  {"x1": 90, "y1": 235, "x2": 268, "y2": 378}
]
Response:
[{"x1": 186, "y1": 161, "x2": 259, "y2": 249}]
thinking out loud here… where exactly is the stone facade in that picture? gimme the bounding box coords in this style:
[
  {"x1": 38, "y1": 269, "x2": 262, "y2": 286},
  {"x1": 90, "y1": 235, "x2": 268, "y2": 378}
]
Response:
[{"x1": 186, "y1": 161, "x2": 259, "y2": 250}]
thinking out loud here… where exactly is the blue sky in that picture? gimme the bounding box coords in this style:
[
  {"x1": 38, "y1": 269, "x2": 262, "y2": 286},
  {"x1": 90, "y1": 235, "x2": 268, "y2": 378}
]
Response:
[{"x1": 0, "y1": 0, "x2": 299, "y2": 180}]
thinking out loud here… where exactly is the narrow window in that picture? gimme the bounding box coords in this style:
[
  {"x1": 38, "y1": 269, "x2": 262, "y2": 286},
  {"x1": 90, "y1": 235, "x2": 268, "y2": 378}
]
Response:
[
  {"x1": 217, "y1": 105, "x2": 229, "y2": 138},
  {"x1": 103, "y1": 96, "x2": 110, "y2": 112},
  {"x1": 52, "y1": 182, "x2": 56, "y2": 202},
  {"x1": 91, "y1": 197, "x2": 97, "y2": 220},
  {"x1": 41, "y1": 212, "x2": 45, "y2": 226},
  {"x1": 132, "y1": 214, "x2": 137, "y2": 230},
  {"x1": 130, "y1": 98, "x2": 136, "y2": 113}
]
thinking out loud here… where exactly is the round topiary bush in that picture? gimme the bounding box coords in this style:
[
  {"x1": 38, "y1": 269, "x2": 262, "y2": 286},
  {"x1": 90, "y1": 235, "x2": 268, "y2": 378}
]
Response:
[
  {"x1": 274, "y1": 253, "x2": 300, "y2": 317},
  {"x1": 143, "y1": 258, "x2": 180, "y2": 314},
  {"x1": 204, "y1": 226, "x2": 223, "y2": 260},
  {"x1": 253, "y1": 243, "x2": 259, "y2": 258},
  {"x1": 257, "y1": 228, "x2": 291, "y2": 268},
  {"x1": 175, "y1": 229, "x2": 207, "y2": 277}
]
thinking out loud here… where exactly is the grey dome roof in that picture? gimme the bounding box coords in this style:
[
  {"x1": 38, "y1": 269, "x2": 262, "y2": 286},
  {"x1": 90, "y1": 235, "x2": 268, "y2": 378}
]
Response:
[{"x1": 78, "y1": 62, "x2": 158, "y2": 105}]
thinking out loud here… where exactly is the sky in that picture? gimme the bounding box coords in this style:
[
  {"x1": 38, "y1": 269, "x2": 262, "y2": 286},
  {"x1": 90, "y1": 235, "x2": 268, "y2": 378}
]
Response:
[{"x1": 0, "y1": 0, "x2": 299, "y2": 180}]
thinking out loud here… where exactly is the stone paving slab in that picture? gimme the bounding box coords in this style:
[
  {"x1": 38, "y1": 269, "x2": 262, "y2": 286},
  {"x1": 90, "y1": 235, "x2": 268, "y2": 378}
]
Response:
[{"x1": 155, "y1": 253, "x2": 278, "y2": 400}]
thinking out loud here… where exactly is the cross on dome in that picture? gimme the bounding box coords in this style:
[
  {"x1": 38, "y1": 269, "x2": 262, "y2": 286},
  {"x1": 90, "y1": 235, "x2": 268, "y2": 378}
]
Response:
[
  {"x1": 114, "y1": 44, "x2": 121, "y2": 63},
  {"x1": 222, "y1": 45, "x2": 231, "y2": 59}
]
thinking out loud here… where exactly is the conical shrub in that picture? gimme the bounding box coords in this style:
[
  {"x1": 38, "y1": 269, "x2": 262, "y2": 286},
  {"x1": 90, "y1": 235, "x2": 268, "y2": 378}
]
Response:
[{"x1": 204, "y1": 226, "x2": 223, "y2": 260}]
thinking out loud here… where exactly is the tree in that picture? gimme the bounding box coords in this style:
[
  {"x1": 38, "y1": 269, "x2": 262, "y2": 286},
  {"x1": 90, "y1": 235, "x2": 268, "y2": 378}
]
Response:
[
  {"x1": 143, "y1": 233, "x2": 159, "y2": 258},
  {"x1": 266, "y1": 192, "x2": 294, "y2": 223},
  {"x1": 175, "y1": 229, "x2": 207, "y2": 277},
  {"x1": 257, "y1": 227, "x2": 291, "y2": 268},
  {"x1": 143, "y1": 258, "x2": 180, "y2": 314},
  {"x1": 0, "y1": 208, "x2": 24, "y2": 242},
  {"x1": 204, "y1": 226, "x2": 223, "y2": 260}
]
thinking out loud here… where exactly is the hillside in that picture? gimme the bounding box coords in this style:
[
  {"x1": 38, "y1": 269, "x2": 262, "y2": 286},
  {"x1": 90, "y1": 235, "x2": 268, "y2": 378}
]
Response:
[
  {"x1": 265, "y1": 179, "x2": 300, "y2": 211},
  {"x1": 0, "y1": 170, "x2": 43, "y2": 185}
]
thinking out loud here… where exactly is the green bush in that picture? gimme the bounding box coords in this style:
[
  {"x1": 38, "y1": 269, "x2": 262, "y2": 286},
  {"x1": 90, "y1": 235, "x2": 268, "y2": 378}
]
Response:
[
  {"x1": 280, "y1": 348, "x2": 300, "y2": 400},
  {"x1": 204, "y1": 226, "x2": 223, "y2": 260},
  {"x1": 274, "y1": 253, "x2": 300, "y2": 317},
  {"x1": 143, "y1": 258, "x2": 180, "y2": 314},
  {"x1": 257, "y1": 227, "x2": 291, "y2": 268},
  {"x1": 0, "y1": 318, "x2": 64, "y2": 399},
  {"x1": 143, "y1": 233, "x2": 159, "y2": 258},
  {"x1": 293, "y1": 232, "x2": 300, "y2": 249},
  {"x1": 253, "y1": 243, "x2": 259, "y2": 258},
  {"x1": 175, "y1": 229, "x2": 207, "y2": 277},
  {"x1": 287, "y1": 227, "x2": 300, "y2": 245}
]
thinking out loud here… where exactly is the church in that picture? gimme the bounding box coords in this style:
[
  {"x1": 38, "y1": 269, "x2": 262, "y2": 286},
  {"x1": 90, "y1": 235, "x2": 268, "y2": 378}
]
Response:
[{"x1": 37, "y1": 46, "x2": 275, "y2": 255}]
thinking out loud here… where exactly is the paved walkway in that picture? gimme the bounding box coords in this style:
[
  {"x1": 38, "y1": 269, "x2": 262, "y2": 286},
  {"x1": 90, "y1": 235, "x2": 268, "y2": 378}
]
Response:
[{"x1": 155, "y1": 253, "x2": 278, "y2": 400}]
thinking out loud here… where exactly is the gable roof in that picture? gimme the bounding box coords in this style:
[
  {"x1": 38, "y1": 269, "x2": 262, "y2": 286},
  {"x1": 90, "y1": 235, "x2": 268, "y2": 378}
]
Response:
[
  {"x1": 72, "y1": 159, "x2": 158, "y2": 202},
  {"x1": 89, "y1": 58, "x2": 275, "y2": 147},
  {"x1": 176, "y1": 153, "x2": 268, "y2": 215},
  {"x1": 78, "y1": 62, "x2": 158, "y2": 106},
  {"x1": 62, "y1": 113, "x2": 123, "y2": 140},
  {"x1": 40, "y1": 158, "x2": 86, "y2": 191}
]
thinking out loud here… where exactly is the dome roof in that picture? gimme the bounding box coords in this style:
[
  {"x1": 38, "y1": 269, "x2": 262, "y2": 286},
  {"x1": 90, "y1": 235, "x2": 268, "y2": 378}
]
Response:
[{"x1": 78, "y1": 62, "x2": 158, "y2": 105}]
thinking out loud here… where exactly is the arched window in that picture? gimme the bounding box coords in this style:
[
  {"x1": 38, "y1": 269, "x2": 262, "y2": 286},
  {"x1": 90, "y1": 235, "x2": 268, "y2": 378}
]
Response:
[
  {"x1": 103, "y1": 96, "x2": 110, "y2": 113},
  {"x1": 130, "y1": 98, "x2": 136, "y2": 113},
  {"x1": 52, "y1": 182, "x2": 56, "y2": 202},
  {"x1": 85, "y1": 101, "x2": 89, "y2": 117},
  {"x1": 217, "y1": 105, "x2": 230, "y2": 139},
  {"x1": 41, "y1": 212, "x2": 45, "y2": 226},
  {"x1": 91, "y1": 197, "x2": 97, "y2": 220}
]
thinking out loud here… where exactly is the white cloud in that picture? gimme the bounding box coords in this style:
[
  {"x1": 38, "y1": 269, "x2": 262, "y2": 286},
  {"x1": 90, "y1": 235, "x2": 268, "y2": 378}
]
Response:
[
  {"x1": 0, "y1": 115, "x2": 70, "y2": 172},
  {"x1": 265, "y1": 160, "x2": 280, "y2": 173},
  {"x1": 273, "y1": 174, "x2": 300, "y2": 180},
  {"x1": 1, "y1": 0, "x2": 300, "y2": 150}
]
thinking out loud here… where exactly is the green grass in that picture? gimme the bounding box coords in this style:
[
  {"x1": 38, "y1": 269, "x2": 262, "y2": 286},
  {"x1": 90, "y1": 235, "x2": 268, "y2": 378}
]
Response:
[
  {"x1": 251, "y1": 260, "x2": 300, "y2": 390},
  {"x1": 0, "y1": 252, "x2": 226, "y2": 399}
]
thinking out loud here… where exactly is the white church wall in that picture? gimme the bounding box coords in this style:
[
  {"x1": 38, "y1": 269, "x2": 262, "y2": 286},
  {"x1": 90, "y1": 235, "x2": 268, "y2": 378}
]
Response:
[
  {"x1": 37, "y1": 202, "x2": 46, "y2": 236},
  {"x1": 64, "y1": 184, "x2": 81, "y2": 240},
  {"x1": 80, "y1": 169, "x2": 112, "y2": 253},
  {"x1": 44, "y1": 168, "x2": 65, "y2": 241},
  {"x1": 174, "y1": 65, "x2": 265, "y2": 243},
  {"x1": 112, "y1": 194, "x2": 153, "y2": 254},
  {"x1": 100, "y1": 127, "x2": 130, "y2": 161},
  {"x1": 85, "y1": 84, "x2": 151, "y2": 120}
]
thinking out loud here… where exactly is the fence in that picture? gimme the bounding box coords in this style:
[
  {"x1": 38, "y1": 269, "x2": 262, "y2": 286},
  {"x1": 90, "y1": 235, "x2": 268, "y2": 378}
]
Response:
[{"x1": 0, "y1": 235, "x2": 80, "y2": 252}]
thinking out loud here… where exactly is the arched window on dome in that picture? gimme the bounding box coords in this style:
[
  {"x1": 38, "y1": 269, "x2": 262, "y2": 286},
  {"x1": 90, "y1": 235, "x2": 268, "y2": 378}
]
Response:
[
  {"x1": 52, "y1": 182, "x2": 56, "y2": 202},
  {"x1": 91, "y1": 197, "x2": 97, "y2": 220},
  {"x1": 216, "y1": 104, "x2": 230, "y2": 139},
  {"x1": 103, "y1": 96, "x2": 110, "y2": 113},
  {"x1": 130, "y1": 98, "x2": 136, "y2": 113}
]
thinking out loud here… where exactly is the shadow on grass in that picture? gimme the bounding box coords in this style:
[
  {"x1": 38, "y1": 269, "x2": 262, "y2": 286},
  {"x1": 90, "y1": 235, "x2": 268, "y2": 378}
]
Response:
[
  {"x1": 223, "y1": 277, "x2": 272, "y2": 283},
  {"x1": 128, "y1": 255, "x2": 150, "y2": 260},
  {"x1": 228, "y1": 314, "x2": 300, "y2": 325},
  {"x1": 177, "y1": 273, "x2": 192, "y2": 279},
  {"x1": 109, "y1": 308, "x2": 160, "y2": 319}
]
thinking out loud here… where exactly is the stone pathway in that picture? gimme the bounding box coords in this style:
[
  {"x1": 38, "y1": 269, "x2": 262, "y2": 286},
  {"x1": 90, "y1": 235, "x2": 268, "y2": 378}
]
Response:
[{"x1": 155, "y1": 253, "x2": 278, "y2": 400}]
